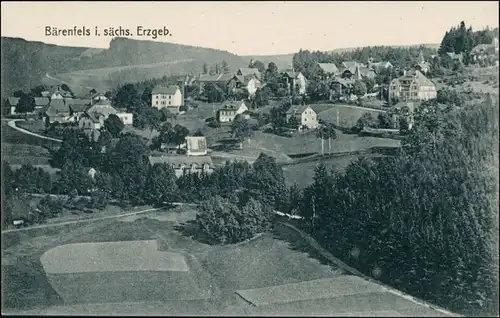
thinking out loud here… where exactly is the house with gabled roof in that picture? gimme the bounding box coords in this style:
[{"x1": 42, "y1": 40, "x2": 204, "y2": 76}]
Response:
[
  {"x1": 43, "y1": 99, "x2": 71, "y2": 124},
  {"x1": 341, "y1": 64, "x2": 375, "y2": 80},
  {"x1": 217, "y1": 101, "x2": 248, "y2": 123},
  {"x1": 7, "y1": 96, "x2": 50, "y2": 116},
  {"x1": 389, "y1": 70, "x2": 437, "y2": 102},
  {"x1": 369, "y1": 61, "x2": 393, "y2": 72},
  {"x1": 65, "y1": 99, "x2": 90, "y2": 121},
  {"x1": 148, "y1": 155, "x2": 215, "y2": 178},
  {"x1": 78, "y1": 100, "x2": 133, "y2": 130},
  {"x1": 470, "y1": 37, "x2": 499, "y2": 66},
  {"x1": 285, "y1": 105, "x2": 318, "y2": 130},
  {"x1": 227, "y1": 74, "x2": 262, "y2": 97},
  {"x1": 151, "y1": 85, "x2": 183, "y2": 113},
  {"x1": 280, "y1": 70, "x2": 308, "y2": 95},
  {"x1": 315, "y1": 63, "x2": 341, "y2": 80},
  {"x1": 236, "y1": 67, "x2": 261, "y2": 79}
]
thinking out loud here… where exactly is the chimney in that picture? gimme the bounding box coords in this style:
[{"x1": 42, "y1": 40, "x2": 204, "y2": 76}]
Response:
[
  {"x1": 403, "y1": 70, "x2": 407, "y2": 76},
  {"x1": 249, "y1": 59, "x2": 254, "y2": 67}
]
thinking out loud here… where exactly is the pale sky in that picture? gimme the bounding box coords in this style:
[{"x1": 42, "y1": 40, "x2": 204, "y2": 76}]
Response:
[{"x1": 1, "y1": 1, "x2": 498, "y2": 55}]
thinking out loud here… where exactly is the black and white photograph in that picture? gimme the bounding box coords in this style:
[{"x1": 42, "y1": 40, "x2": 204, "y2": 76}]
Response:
[{"x1": 1, "y1": 1, "x2": 499, "y2": 316}]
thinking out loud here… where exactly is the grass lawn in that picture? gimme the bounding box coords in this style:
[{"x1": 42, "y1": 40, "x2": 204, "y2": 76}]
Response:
[
  {"x1": 200, "y1": 223, "x2": 344, "y2": 292},
  {"x1": 174, "y1": 102, "x2": 222, "y2": 132},
  {"x1": 250, "y1": 130, "x2": 400, "y2": 156},
  {"x1": 317, "y1": 104, "x2": 385, "y2": 128},
  {"x1": 282, "y1": 154, "x2": 385, "y2": 188}
]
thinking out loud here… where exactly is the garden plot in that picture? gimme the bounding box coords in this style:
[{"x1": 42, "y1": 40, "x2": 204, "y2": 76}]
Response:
[{"x1": 235, "y1": 276, "x2": 385, "y2": 307}]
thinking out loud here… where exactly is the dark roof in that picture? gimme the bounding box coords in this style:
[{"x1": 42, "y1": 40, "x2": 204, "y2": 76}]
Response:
[
  {"x1": 230, "y1": 74, "x2": 259, "y2": 85},
  {"x1": 237, "y1": 68, "x2": 261, "y2": 78},
  {"x1": 220, "y1": 101, "x2": 247, "y2": 112},
  {"x1": 286, "y1": 105, "x2": 314, "y2": 115},
  {"x1": 196, "y1": 73, "x2": 233, "y2": 83},
  {"x1": 393, "y1": 70, "x2": 435, "y2": 87},
  {"x1": 45, "y1": 99, "x2": 70, "y2": 117},
  {"x1": 66, "y1": 99, "x2": 90, "y2": 112},
  {"x1": 152, "y1": 85, "x2": 180, "y2": 95},
  {"x1": 148, "y1": 155, "x2": 214, "y2": 168},
  {"x1": 317, "y1": 63, "x2": 340, "y2": 74}
]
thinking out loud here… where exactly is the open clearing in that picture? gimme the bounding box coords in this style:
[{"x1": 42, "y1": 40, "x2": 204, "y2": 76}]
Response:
[
  {"x1": 317, "y1": 104, "x2": 385, "y2": 128},
  {"x1": 2, "y1": 206, "x2": 456, "y2": 316},
  {"x1": 250, "y1": 131, "x2": 400, "y2": 156}
]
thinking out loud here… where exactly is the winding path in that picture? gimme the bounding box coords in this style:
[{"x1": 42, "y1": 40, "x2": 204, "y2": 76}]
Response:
[{"x1": 7, "y1": 119, "x2": 62, "y2": 143}]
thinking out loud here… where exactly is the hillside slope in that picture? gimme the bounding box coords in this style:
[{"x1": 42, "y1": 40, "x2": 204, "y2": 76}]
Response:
[{"x1": 1, "y1": 37, "x2": 247, "y2": 96}]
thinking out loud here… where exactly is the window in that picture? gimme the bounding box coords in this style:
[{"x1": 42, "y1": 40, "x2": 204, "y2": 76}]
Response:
[
  {"x1": 168, "y1": 101, "x2": 171, "y2": 105},
  {"x1": 156, "y1": 96, "x2": 158, "y2": 99},
  {"x1": 156, "y1": 101, "x2": 159, "y2": 105}
]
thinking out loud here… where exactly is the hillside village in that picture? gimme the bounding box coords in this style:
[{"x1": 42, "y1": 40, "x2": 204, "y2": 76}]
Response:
[{"x1": 1, "y1": 18, "x2": 499, "y2": 318}]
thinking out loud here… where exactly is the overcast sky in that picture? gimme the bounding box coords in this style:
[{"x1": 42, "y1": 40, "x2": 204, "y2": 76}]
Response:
[{"x1": 2, "y1": 1, "x2": 499, "y2": 55}]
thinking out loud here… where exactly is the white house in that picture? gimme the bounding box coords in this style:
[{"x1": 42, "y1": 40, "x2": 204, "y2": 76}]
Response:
[
  {"x1": 389, "y1": 70, "x2": 437, "y2": 102},
  {"x1": 286, "y1": 105, "x2": 318, "y2": 130},
  {"x1": 217, "y1": 101, "x2": 248, "y2": 123},
  {"x1": 116, "y1": 113, "x2": 133, "y2": 125},
  {"x1": 151, "y1": 85, "x2": 183, "y2": 113},
  {"x1": 185, "y1": 136, "x2": 208, "y2": 156}
]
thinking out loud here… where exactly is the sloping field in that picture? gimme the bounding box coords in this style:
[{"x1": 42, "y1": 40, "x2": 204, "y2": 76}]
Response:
[
  {"x1": 48, "y1": 59, "x2": 198, "y2": 93},
  {"x1": 318, "y1": 104, "x2": 384, "y2": 128},
  {"x1": 251, "y1": 131, "x2": 400, "y2": 156},
  {"x1": 45, "y1": 270, "x2": 209, "y2": 304},
  {"x1": 247, "y1": 291, "x2": 454, "y2": 317},
  {"x1": 236, "y1": 276, "x2": 385, "y2": 306},
  {"x1": 202, "y1": 231, "x2": 344, "y2": 292},
  {"x1": 40, "y1": 240, "x2": 189, "y2": 274}
]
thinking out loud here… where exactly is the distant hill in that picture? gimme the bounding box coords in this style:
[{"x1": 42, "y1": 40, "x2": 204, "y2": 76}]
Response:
[
  {"x1": 1, "y1": 37, "x2": 247, "y2": 97},
  {"x1": 1, "y1": 37, "x2": 90, "y2": 97},
  {"x1": 242, "y1": 43, "x2": 440, "y2": 72}
]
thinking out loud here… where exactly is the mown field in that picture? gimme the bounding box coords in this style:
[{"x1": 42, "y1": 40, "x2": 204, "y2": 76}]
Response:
[
  {"x1": 317, "y1": 104, "x2": 385, "y2": 128},
  {"x1": 250, "y1": 130, "x2": 400, "y2": 156}
]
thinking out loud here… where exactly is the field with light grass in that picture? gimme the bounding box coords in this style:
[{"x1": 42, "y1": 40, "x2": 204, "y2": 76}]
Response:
[
  {"x1": 251, "y1": 131, "x2": 400, "y2": 156},
  {"x1": 317, "y1": 104, "x2": 385, "y2": 128}
]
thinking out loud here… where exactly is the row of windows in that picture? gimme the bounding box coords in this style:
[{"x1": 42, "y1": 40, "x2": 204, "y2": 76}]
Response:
[
  {"x1": 156, "y1": 101, "x2": 173, "y2": 106},
  {"x1": 155, "y1": 95, "x2": 173, "y2": 99}
]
